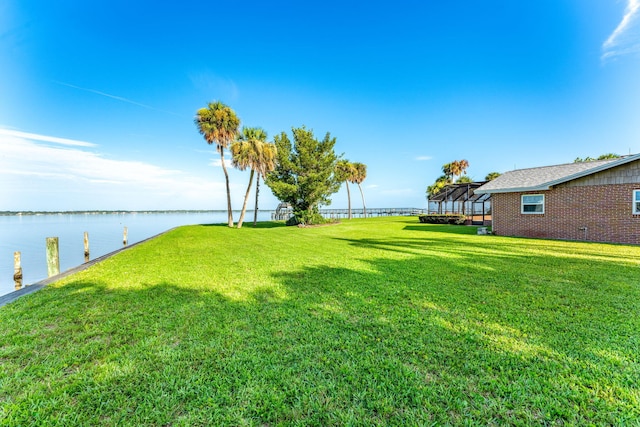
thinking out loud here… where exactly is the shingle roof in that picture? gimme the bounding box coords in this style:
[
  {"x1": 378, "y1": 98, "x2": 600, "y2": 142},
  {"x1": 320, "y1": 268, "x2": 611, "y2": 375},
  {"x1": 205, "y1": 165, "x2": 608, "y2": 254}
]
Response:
[{"x1": 475, "y1": 154, "x2": 640, "y2": 194}]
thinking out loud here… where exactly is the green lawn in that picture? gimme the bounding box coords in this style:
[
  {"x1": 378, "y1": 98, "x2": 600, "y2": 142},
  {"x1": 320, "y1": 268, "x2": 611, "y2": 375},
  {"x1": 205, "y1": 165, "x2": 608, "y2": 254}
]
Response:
[{"x1": 1, "y1": 217, "x2": 639, "y2": 426}]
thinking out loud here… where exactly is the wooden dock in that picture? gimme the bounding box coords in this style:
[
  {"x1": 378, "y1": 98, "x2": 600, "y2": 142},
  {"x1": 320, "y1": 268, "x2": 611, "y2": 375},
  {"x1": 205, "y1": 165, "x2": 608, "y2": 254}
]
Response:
[{"x1": 271, "y1": 208, "x2": 426, "y2": 221}]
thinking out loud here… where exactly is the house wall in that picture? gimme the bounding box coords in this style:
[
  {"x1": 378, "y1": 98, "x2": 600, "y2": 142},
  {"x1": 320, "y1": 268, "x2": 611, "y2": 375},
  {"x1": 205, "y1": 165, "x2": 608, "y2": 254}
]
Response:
[
  {"x1": 492, "y1": 182, "x2": 640, "y2": 245},
  {"x1": 559, "y1": 159, "x2": 640, "y2": 187}
]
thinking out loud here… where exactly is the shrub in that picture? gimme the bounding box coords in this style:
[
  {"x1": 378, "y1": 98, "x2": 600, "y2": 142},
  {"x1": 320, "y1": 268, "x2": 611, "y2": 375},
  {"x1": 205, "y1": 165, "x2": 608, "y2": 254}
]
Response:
[
  {"x1": 286, "y1": 211, "x2": 329, "y2": 226},
  {"x1": 285, "y1": 216, "x2": 300, "y2": 226},
  {"x1": 418, "y1": 214, "x2": 466, "y2": 225}
]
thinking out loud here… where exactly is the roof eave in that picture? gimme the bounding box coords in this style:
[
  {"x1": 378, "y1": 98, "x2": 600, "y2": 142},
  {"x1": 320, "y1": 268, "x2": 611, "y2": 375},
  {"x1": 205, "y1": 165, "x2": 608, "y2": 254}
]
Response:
[
  {"x1": 542, "y1": 153, "x2": 640, "y2": 188},
  {"x1": 475, "y1": 185, "x2": 551, "y2": 195},
  {"x1": 475, "y1": 153, "x2": 640, "y2": 194}
]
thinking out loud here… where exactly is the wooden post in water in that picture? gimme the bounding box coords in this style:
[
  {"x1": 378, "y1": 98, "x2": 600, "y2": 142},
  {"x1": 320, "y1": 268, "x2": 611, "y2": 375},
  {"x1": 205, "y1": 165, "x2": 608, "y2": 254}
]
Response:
[
  {"x1": 84, "y1": 232, "x2": 90, "y2": 262},
  {"x1": 46, "y1": 237, "x2": 60, "y2": 277},
  {"x1": 123, "y1": 226, "x2": 128, "y2": 246},
  {"x1": 13, "y1": 251, "x2": 23, "y2": 290}
]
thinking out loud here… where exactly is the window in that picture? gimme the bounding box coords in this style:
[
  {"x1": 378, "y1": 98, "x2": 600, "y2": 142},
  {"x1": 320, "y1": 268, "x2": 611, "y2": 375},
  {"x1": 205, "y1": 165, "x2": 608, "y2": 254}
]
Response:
[
  {"x1": 521, "y1": 194, "x2": 544, "y2": 214},
  {"x1": 634, "y1": 190, "x2": 640, "y2": 215}
]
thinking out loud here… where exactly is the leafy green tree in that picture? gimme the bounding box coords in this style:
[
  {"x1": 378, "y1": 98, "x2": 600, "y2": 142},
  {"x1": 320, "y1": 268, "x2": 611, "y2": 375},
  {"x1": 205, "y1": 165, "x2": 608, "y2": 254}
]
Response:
[
  {"x1": 442, "y1": 163, "x2": 454, "y2": 181},
  {"x1": 456, "y1": 175, "x2": 473, "y2": 184},
  {"x1": 195, "y1": 101, "x2": 240, "y2": 227},
  {"x1": 230, "y1": 127, "x2": 276, "y2": 229},
  {"x1": 427, "y1": 175, "x2": 452, "y2": 198},
  {"x1": 351, "y1": 162, "x2": 368, "y2": 218},
  {"x1": 574, "y1": 156, "x2": 595, "y2": 163},
  {"x1": 266, "y1": 126, "x2": 341, "y2": 225},
  {"x1": 485, "y1": 172, "x2": 501, "y2": 181},
  {"x1": 574, "y1": 153, "x2": 620, "y2": 163},
  {"x1": 336, "y1": 160, "x2": 356, "y2": 219},
  {"x1": 427, "y1": 159, "x2": 469, "y2": 198}
]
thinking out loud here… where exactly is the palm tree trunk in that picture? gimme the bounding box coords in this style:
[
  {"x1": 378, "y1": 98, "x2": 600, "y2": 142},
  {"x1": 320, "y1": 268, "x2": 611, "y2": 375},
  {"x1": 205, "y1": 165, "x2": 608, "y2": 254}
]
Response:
[
  {"x1": 237, "y1": 170, "x2": 255, "y2": 229},
  {"x1": 253, "y1": 175, "x2": 260, "y2": 227},
  {"x1": 219, "y1": 149, "x2": 234, "y2": 227},
  {"x1": 357, "y1": 183, "x2": 367, "y2": 218},
  {"x1": 346, "y1": 182, "x2": 352, "y2": 219}
]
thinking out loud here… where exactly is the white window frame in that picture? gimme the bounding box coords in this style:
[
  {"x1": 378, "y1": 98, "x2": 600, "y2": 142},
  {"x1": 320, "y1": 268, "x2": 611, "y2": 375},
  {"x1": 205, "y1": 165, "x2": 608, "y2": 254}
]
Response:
[
  {"x1": 634, "y1": 190, "x2": 640, "y2": 215},
  {"x1": 521, "y1": 194, "x2": 545, "y2": 214}
]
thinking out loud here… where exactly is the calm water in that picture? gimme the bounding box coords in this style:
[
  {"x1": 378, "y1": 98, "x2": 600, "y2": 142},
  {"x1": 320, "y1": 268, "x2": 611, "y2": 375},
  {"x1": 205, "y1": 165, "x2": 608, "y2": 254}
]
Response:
[{"x1": 0, "y1": 211, "x2": 273, "y2": 297}]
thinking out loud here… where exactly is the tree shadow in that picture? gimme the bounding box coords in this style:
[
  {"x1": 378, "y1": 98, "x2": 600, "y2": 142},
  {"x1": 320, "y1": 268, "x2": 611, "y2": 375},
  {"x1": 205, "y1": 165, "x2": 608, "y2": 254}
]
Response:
[
  {"x1": 268, "y1": 252, "x2": 639, "y2": 423},
  {"x1": 404, "y1": 223, "x2": 480, "y2": 235},
  {"x1": 335, "y1": 228, "x2": 640, "y2": 266},
  {"x1": 250, "y1": 221, "x2": 287, "y2": 229},
  {"x1": 199, "y1": 220, "x2": 286, "y2": 229},
  {"x1": 1, "y1": 240, "x2": 638, "y2": 425}
]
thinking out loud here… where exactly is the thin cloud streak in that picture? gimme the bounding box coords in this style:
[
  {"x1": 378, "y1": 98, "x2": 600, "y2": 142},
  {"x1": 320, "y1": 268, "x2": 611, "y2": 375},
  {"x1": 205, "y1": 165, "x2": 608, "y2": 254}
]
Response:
[
  {"x1": 602, "y1": 0, "x2": 640, "y2": 60},
  {"x1": 53, "y1": 81, "x2": 184, "y2": 117},
  {"x1": 0, "y1": 128, "x2": 96, "y2": 147},
  {"x1": 0, "y1": 131, "x2": 225, "y2": 210}
]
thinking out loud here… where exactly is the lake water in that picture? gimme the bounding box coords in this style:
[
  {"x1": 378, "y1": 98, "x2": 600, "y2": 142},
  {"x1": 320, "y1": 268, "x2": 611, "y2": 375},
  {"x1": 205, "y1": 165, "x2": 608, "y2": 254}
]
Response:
[{"x1": 0, "y1": 211, "x2": 273, "y2": 297}]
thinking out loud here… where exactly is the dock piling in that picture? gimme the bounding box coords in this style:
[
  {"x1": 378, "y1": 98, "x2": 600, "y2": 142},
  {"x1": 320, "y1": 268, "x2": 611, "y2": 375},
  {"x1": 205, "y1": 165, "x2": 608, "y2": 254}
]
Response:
[
  {"x1": 46, "y1": 237, "x2": 60, "y2": 277},
  {"x1": 13, "y1": 251, "x2": 23, "y2": 290},
  {"x1": 84, "y1": 232, "x2": 90, "y2": 262}
]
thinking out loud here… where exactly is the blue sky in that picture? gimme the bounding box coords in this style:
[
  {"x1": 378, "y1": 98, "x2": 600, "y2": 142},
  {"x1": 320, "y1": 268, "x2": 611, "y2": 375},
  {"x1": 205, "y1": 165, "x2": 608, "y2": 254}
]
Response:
[{"x1": 1, "y1": 0, "x2": 639, "y2": 211}]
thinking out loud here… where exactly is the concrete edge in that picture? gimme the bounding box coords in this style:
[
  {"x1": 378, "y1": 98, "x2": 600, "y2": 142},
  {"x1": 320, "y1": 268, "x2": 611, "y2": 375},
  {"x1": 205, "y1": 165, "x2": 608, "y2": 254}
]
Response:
[{"x1": 0, "y1": 227, "x2": 179, "y2": 308}]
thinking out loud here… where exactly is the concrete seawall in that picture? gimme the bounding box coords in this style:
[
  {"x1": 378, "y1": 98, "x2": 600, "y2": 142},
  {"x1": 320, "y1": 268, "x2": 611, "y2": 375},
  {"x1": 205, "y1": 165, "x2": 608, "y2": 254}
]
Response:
[{"x1": 0, "y1": 228, "x2": 177, "y2": 308}]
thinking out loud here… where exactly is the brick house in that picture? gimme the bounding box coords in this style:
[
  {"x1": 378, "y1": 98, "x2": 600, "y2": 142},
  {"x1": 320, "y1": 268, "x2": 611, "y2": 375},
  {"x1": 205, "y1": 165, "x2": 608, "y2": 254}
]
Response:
[{"x1": 475, "y1": 154, "x2": 640, "y2": 245}]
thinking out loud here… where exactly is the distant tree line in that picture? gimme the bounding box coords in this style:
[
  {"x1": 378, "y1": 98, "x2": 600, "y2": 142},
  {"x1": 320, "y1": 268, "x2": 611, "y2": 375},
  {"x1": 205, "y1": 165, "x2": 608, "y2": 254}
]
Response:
[
  {"x1": 574, "y1": 153, "x2": 621, "y2": 163},
  {"x1": 424, "y1": 152, "x2": 623, "y2": 202},
  {"x1": 426, "y1": 159, "x2": 501, "y2": 198},
  {"x1": 195, "y1": 101, "x2": 366, "y2": 226}
]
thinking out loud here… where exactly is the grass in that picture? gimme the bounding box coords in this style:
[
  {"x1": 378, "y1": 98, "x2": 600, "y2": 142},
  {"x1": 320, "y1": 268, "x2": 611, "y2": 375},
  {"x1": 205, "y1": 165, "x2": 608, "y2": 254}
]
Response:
[{"x1": 0, "y1": 216, "x2": 639, "y2": 426}]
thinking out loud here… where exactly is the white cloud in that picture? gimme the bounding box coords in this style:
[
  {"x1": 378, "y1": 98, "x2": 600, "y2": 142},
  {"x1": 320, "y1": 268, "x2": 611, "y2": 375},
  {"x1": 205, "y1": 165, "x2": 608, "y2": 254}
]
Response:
[
  {"x1": 0, "y1": 128, "x2": 228, "y2": 210},
  {"x1": 210, "y1": 157, "x2": 234, "y2": 168},
  {"x1": 602, "y1": 0, "x2": 640, "y2": 60},
  {"x1": 415, "y1": 156, "x2": 433, "y2": 161},
  {"x1": 0, "y1": 128, "x2": 96, "y2": 147}
]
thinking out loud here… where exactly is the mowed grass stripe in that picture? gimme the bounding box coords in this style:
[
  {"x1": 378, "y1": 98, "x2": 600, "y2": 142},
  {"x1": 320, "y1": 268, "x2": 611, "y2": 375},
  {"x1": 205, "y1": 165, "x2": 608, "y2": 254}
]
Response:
[{"x1": 0, "y1": 217, "x2": 638, "y2": 426}]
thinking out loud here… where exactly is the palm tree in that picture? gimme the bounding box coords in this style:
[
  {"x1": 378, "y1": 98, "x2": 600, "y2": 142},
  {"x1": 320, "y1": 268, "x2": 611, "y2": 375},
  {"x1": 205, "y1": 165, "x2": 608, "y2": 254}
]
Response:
[
  {"x1": 450, "y1": 159, "x2": 469, "y2": 182},
  {"x1": 442, "y1": 163, "x2": 454, "y2": 181},
  {"x1": 485, "y1": 172, "x2": 501, "y2": 181},
  {"x1": 427, "y1": 175, "x2": 451, "y2": 198},
  {"x1": 253, "y1": 142, "x2": 278, "y2": 227},
  {"x1": 195, "y1": 101, "x2": 240, "y2": 227},
  {"x1": 351, "y1": 162, "x2": 367, "y2": 218},
  {"x1": 336, "y1": 160, "x2": 355, "y2": 219},
  {"x1": 230, "y1": 127, "x2": 270, "y2": 229}
]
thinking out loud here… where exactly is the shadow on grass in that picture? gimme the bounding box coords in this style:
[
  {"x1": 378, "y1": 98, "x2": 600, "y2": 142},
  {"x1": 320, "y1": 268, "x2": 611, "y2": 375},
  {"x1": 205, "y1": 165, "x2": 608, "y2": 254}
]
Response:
[
  {"x1": 199, "y1": 220, "x2": 286, "y2": 229},
  {"x1": 404, "y1": 223, "x2": 480, "y2": 235},
  {"x1": 250, "y1": 221, "x2": 287, "y2": 229},
  {"x1": 335, "y1": 229, "x2": 640, "y2": 266},
  {"x1": 1, "y1": 238, "x2": 639, "y2": 425}
]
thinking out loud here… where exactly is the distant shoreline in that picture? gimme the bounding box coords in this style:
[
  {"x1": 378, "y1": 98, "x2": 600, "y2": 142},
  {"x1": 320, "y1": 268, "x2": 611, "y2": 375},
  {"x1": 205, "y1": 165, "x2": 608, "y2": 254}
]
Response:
[{"x1": 0, "y1": 210, "x2": 269, "y2": 216}]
